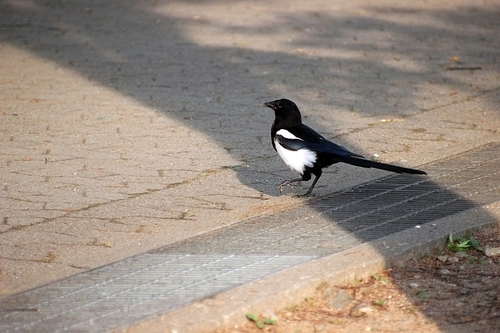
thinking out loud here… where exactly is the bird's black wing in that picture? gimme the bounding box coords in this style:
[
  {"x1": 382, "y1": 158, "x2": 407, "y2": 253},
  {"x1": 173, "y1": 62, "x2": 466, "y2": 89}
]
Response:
[
  {"x1": 277, "y1": 131, "x2": 426, "y2": 175},
  {"x1": 275, "y1": 135, "x2": 306, "y2": 151},
  {"x1": 280, "y1": 125, "x2": 364, "y2": 158}
]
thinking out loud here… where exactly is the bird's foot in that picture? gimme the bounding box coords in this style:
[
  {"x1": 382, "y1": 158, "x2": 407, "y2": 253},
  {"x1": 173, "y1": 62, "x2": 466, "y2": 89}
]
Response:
[
  {"x1": 277, "y1": 180, "x2": 294, "y2": 194},
  {"x1": 292, "y1": 192, "x2": 311, "y2": 198}
]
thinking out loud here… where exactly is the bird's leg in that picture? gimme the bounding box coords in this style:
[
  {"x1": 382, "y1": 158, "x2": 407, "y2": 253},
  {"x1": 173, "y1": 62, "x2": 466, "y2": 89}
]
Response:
[
  {"x1": 278, "y1": 170, "x2": 314, "y2": 195},
  {"x1": 301, "y1": 173, "x2": 321, "y2": 196},
  {"x1": 278, "y1": 177, "x2": 303, "y2": 193}
]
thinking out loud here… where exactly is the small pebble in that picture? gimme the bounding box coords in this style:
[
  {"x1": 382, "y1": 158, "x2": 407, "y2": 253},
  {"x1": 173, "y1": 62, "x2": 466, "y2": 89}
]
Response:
[
  {"x1": 447, "y1": 256, "x2": 459, "y2": 263},
  {"x1": 358, "y1": 305, "x2": 374, "y2": 314},
  {"x1": 409, "y1": 282, "x2": 419, "y2": 289},
  {"x1": 323, "y1": 288, "x2": 353, "y2": 310},
  {"x1": 485, "y1": 246, "x2": 500, "y2": 257},
  {"x1": 465, "y1": 282, "x2": 481, "y2": 289}
]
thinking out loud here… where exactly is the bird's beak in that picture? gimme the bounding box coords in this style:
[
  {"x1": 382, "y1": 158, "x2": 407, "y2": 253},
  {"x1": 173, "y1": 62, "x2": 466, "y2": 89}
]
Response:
[{"x1": 263, "y1": 101, "x2": 274, "y2": 109}]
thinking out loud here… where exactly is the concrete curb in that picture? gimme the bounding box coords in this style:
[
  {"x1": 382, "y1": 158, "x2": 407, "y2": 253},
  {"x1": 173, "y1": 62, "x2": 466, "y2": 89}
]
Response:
[{"x1": 123, "y1": 202, "x2": 500, "y2": 332}]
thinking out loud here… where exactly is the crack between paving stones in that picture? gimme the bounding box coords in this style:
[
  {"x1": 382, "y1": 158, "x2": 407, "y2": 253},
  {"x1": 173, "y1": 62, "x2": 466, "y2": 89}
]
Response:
[{"x1": 1, "y1": 167, "x2": 229, "y2": 235}]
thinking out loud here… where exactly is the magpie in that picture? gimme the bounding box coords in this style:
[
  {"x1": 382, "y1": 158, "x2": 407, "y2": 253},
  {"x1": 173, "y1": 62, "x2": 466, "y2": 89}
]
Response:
[{"x1": 263, "y1": 98, "x2": 427, "y2": 196}]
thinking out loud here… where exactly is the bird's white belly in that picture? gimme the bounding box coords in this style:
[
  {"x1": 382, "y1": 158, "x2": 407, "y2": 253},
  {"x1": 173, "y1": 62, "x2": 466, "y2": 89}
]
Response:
[{"x1": 274, "y1": 138, "x2": 316, "y2": 174}]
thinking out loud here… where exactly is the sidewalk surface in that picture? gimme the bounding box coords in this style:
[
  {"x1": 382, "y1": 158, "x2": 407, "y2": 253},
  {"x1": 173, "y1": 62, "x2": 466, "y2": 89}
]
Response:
[{"x1": 1, "y1": 0, "x2": 499, "y2": 331}]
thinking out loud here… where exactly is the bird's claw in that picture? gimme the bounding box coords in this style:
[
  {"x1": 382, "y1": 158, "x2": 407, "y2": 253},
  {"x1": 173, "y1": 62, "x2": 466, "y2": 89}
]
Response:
[{"x1": 277, "y1": 180, "x2": 293, "y2": 193}]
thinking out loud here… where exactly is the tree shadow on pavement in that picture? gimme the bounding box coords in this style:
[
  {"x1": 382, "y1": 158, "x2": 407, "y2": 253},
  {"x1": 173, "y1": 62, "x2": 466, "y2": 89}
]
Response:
[{"x1": 1, "y1": 1, "x2": 498, "y2": 193}]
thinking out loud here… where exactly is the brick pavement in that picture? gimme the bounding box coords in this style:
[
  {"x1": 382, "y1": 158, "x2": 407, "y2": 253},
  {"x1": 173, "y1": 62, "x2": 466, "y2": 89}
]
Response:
[{"x1": 1, "y1": 0, "x2": 499, "y2": 309}]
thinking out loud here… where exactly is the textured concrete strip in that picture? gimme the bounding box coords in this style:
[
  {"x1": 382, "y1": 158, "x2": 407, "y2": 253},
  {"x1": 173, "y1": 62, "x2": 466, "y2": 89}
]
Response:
[
  {"x1": 0, "y1": 255, "x2": 315, "y2": 333},
  {"x1": 0, "y1": 143, "x2": 499, "y2": 332},
  {"x1": 133, "y1": 203, "x2": 500, "y2": 333}
]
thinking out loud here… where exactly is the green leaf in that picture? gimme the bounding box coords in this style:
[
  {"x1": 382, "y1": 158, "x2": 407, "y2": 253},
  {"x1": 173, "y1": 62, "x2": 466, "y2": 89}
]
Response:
[
  {"x1": 416, "y1": 291, "x2": 429, "y2": 299},
  {"x1": 371, "y1": 273, "x2": 387, "y2": 284},
  {"x1": 469, "y1": 237, "x2": 483, "y2": 251},
  {"x1": 263, "y1": 317, "x2": 277, "y2": 325},
  {"x1": 256, "y1": 321, "x2": 265, "y2": 329},
  {"x1": 246, "y1": 313, "x2": 258, "y2": 322},
  {"x1": 447, "y1": 233, "x2": 474, "y2": 252}
]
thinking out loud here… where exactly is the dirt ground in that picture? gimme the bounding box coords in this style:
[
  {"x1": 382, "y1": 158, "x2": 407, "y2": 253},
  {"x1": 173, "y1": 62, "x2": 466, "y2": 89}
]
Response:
[{"x1": 214, "y1": 223, "x2": 500, "y2": 333}]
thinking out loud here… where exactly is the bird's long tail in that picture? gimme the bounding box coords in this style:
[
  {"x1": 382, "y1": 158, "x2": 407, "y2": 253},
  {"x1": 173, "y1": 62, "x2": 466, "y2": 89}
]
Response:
[{"x1": 338, "y1": 156, "x2": 427, "y2": 175}]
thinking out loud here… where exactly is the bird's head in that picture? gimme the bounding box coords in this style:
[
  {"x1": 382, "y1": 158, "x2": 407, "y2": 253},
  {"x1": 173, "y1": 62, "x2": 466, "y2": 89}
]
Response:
[
  {"x1": 263, "y1": 98, "x2": 302, "y2": 126},
  {"x1": 263, "y1": 98, "x2": 296, "y2": 111}
]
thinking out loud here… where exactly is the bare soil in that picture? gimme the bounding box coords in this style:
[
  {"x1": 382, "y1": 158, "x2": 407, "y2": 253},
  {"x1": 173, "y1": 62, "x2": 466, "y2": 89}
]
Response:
[{"x1": 214, "y1": 223, "x2": 500, "y2": 333}]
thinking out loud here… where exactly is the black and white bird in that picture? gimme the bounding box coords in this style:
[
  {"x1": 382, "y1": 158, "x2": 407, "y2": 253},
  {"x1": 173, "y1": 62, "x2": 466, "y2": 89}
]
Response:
[{"x1": 263, "y1": 98, "x2": 427, "y2": 196}]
